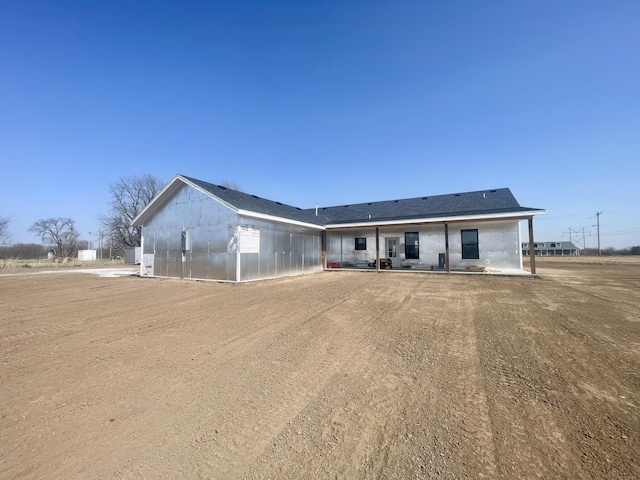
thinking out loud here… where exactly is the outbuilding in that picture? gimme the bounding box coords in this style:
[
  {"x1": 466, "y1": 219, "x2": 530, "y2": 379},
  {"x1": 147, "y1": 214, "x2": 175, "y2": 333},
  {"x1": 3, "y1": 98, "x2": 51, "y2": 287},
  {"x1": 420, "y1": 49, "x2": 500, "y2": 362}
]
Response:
[{"x1": 132, "y1": 174, "x2": 545, "y2": 282}]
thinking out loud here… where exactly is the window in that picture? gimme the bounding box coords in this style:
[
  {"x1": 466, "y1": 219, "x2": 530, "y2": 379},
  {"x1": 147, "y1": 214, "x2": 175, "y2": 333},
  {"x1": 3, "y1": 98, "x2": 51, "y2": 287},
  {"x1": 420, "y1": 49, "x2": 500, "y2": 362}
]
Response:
[
  {"x1": 355, "y1": 238, "x2": 367, "y2": 250},
  {"x1": 461, "y1": 229, "x2": 479, "y2": 259},
  {"x1": 405, "y1": 232, "x2": 419, "y2": 259}
]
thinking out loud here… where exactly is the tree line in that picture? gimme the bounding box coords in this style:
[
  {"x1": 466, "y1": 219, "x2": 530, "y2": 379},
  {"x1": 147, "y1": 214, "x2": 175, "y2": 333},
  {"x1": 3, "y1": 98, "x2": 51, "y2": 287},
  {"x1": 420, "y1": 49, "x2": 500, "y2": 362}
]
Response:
[{"x1": 1, "y1": 174, "x2": 164, "y2": 260}]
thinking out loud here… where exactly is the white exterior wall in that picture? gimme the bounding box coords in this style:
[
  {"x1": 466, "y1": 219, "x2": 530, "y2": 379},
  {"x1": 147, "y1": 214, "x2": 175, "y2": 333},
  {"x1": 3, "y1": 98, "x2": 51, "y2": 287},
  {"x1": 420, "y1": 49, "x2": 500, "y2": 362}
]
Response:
[
  {"x1": 447, "y1": 221, "x2": 521, "y2": 270},
  {"x1": 326, "y1": 220, "x2": 523, "y2": 271}
]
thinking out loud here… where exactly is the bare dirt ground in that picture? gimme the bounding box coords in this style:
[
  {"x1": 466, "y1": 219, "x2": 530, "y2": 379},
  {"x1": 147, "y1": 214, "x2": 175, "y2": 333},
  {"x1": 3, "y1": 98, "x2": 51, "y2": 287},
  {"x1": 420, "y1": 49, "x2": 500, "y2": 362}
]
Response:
[{"x1": 1, "y1": 257, "x2": 638, "y2": 479}]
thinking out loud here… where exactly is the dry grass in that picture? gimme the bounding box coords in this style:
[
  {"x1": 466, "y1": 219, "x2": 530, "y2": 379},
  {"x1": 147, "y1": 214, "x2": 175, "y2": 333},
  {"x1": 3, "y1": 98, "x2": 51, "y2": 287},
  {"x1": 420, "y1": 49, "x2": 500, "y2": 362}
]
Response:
[
  {"x1": 526, "y1": 254, "x2": 640, "y2": 266},
  {"x1": 0, "y1": 257, "x2": 125, "y2": 270}
]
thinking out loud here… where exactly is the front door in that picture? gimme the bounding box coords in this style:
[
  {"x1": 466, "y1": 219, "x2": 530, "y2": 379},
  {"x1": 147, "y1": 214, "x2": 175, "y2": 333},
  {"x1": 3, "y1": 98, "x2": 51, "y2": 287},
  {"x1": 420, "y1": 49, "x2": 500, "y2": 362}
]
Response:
[{"x1": 385, "y1": 237, "x2": 399, "y2": 269}]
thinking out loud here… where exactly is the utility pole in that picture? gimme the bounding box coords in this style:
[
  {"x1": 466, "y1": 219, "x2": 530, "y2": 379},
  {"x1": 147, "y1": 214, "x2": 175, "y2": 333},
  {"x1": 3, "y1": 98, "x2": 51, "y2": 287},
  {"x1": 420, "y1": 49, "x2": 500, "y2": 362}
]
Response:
[{"x1": 596, "y1": 212, "x2": 602, "y2": 256}]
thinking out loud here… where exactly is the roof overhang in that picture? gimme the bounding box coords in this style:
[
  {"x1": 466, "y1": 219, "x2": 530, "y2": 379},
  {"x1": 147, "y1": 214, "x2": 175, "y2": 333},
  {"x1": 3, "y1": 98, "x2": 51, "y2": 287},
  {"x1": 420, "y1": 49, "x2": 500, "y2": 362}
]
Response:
[{"x1": 324, "y1": 209, "x2": 546, "y2": 230}]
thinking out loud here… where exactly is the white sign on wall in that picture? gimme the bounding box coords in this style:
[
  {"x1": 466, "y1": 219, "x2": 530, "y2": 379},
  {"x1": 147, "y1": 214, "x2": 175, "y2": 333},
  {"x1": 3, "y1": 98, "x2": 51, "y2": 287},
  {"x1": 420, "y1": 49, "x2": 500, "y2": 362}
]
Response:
[{"x1": 238, "y1": 225, "x2": 260, "y2": 253}]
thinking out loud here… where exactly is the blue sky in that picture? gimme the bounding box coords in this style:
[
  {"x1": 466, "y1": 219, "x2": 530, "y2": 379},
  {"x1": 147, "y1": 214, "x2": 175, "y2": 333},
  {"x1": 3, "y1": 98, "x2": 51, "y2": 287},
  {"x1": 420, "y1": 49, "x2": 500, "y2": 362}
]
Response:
[{"x1": 1, "y1": 0, "x2": 639, "y2": 249}]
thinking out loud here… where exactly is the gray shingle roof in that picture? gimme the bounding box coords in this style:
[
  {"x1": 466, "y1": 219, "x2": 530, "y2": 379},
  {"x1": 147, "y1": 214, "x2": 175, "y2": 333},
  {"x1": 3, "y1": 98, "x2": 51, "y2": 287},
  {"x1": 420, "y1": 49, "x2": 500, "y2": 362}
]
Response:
[
  {"x1": 181, "y1": 175, "x2": 326, "y2": 225},
  {"x1": 182, "y1": 175, "x2": 543, "y2": 226},
  {"x1": 311, "y1": 188, "x2": 540, "y2": 225}
]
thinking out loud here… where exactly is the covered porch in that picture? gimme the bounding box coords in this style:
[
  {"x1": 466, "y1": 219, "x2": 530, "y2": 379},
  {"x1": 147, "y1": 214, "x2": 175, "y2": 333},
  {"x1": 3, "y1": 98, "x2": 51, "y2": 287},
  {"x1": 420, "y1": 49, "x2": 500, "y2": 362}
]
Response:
[{"x1": 322, "y1": 216, "x2": 539, "y2": 275}]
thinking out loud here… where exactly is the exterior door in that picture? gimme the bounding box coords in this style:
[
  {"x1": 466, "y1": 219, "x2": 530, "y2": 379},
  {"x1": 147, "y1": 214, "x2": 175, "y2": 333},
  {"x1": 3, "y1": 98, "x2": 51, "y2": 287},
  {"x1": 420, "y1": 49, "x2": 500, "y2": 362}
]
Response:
[{"x1": 385, "y1": 237, "x2": 399, "y2": 269}]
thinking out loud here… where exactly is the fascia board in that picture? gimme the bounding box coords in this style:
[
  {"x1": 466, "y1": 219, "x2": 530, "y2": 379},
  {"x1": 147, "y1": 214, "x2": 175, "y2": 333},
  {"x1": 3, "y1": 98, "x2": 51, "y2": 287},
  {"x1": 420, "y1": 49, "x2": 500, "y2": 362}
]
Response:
[
  {"x1": 237, "y1": 209, "x2": 325, "y2": 230},
  {"x1": 325, "y1": 209, "x2": 547, "y2": 230}
]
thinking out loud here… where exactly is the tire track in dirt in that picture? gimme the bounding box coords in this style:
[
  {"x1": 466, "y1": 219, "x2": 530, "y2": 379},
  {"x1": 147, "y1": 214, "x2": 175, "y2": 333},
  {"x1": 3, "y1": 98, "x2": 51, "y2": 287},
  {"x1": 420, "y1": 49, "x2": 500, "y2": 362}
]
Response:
[
  {"x1": 474, "y1": 274, "x2": 640, "y2": 479},
  {"x1": 243, "y1": 276, "x2": 500, "y2": 479},
  {"x1": 475, "y1": 277, "x2": 582, "y2": 478},
  {"x1": 241, "y1": 278, "x2": 425, "y2": 479},
  {"x1": 108, "y1": 273, "x2": 400, "y2": 478}
]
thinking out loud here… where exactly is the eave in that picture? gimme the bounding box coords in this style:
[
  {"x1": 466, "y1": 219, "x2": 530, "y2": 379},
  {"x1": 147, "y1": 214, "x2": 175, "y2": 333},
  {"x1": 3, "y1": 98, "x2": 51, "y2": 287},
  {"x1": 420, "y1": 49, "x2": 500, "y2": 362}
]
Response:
[{"x1": 324, "y1": 209, "x2": 546, "y2": 230}]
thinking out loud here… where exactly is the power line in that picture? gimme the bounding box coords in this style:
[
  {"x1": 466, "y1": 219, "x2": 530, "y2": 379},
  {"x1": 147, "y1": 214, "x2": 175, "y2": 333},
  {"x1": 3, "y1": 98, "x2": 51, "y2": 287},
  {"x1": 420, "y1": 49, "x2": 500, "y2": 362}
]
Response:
[{"x1": 600, "y1": 226, "x2": 640, "y2": 235}]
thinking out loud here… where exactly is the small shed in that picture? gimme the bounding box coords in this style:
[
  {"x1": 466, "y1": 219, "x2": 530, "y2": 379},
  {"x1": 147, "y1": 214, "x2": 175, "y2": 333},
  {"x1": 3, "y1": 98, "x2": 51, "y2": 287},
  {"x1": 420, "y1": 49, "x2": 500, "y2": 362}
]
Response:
[
  {"x1": 78, "y1": 250, "x2": 97, "y2": 261},
  {"x1": 124, "y1": 247, "x2": 141, "y2": 264}
]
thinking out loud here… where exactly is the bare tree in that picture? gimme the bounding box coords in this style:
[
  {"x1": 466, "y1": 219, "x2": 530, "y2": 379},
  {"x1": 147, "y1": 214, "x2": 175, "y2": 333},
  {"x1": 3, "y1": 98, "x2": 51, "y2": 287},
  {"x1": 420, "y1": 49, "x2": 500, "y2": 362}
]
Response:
[
  {"x1": 29, "y1": 218, "x2": 79, "y2": 259},
  {"x1": 0, "y1": 216, "x2": 11, "y2": 245},
  {"x1": 220, "y1": 180, "x2": 243, "y2": 192},
  {"x1": 100, "y1": 174, "x2": 165, "y2": 251}
]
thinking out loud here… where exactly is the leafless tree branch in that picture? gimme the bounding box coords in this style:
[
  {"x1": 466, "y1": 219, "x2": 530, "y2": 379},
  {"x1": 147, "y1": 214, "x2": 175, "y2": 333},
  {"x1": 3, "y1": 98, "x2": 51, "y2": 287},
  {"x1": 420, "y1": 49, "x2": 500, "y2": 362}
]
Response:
[
  {"x1": 28, "y1": 217, "x2": 79, "y2": 259},
  {"x1": 100, "y1": 174, "x2": 164, "y2": 252}
]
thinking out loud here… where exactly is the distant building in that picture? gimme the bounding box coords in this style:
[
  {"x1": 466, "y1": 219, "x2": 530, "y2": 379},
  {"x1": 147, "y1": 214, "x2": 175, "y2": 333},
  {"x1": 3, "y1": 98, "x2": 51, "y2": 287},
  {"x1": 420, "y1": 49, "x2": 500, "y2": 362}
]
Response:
[
  {"x1": 522, "y1": 241, "x2": 579, "y2": 256},
  {"x1": 78, "y1": 249, "x2": 97, "y2": 261}
]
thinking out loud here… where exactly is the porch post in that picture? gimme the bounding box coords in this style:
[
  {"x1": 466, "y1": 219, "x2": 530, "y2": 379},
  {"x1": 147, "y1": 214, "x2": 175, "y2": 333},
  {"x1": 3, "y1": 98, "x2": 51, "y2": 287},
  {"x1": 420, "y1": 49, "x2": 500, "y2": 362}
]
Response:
[
  {"x1": 444, "y1": 223, "x2": 450, "y2": 273},
  {"x1": 375, "y1": 227, "x2": 380, "y2": 271},
  {"x1": 528, "y1": 217, "x2": 536, "y2": 274},
  {"x1": 321, "y1": 230, "x2": 327, "y2": 269}
]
